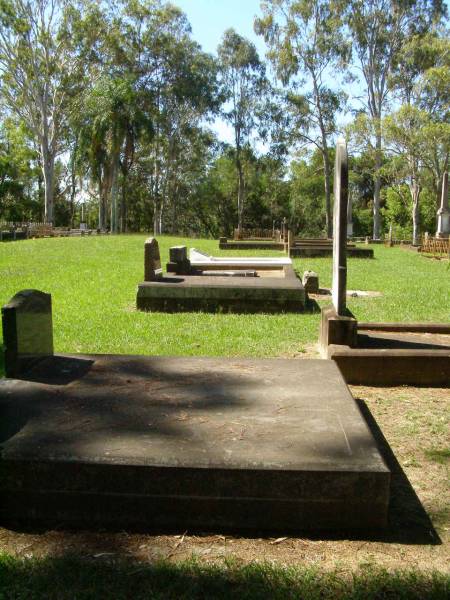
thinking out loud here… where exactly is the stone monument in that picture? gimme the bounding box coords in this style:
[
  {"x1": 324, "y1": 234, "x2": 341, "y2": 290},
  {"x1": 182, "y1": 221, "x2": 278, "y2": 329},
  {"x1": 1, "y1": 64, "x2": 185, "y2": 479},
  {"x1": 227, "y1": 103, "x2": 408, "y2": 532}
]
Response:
[
  {"x1": 319, "y1": 139, "x2": 357, "y2": 356},
  {"x1": 1, "y1": 289, "x2": 54, "y2": 378},
  {"x1": 144, "y1": 237, "x2": 163, "y2": 281},
  {"x1": 436, "y1": 172, "x2": 449, "y2": 238}
]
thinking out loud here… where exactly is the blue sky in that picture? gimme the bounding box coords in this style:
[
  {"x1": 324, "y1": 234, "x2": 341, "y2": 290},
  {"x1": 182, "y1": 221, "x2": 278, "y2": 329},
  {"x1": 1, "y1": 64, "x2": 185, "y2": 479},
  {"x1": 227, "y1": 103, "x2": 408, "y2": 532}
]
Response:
[
  {"x1": 174, "y1": 0, "x2": 266, "y2": 143},
  {"x1": 174, "y1": 0, "x2": 265, "y2": 56}
]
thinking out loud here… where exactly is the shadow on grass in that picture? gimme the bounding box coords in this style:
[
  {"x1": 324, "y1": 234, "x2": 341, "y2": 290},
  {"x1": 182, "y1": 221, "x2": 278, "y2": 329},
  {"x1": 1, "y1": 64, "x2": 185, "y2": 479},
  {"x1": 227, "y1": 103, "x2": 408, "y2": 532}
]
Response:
[
  {"x1": 357, "y1": 399, "x2": 441, "y2": 546},
  {"x1": 0, "y1": 554, "x2": 449, "y2": 600}
]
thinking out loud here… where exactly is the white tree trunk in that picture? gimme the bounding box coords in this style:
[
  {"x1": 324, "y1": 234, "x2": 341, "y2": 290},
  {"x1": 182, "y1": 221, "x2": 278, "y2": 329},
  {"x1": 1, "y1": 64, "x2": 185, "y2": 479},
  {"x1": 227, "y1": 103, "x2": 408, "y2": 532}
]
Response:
[
  {"x1": 373, "y1": 134, "x2": 382, "y2": 240},
  {"x1": 41, "y1": 148, "x2": 55, "y2": 224}
]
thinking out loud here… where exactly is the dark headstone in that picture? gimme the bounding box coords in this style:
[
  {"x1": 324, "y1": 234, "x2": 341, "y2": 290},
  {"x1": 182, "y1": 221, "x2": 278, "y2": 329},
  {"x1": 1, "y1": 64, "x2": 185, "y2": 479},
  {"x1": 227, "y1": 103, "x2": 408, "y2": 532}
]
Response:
[
  {"x1": 144, "y1": 238, "x2": 163, "y2": 281},
  {"x1": 166, "y1": 245, "x2": 191, "y2": 275},
  {"x1": 169, "y1": 246, "x2": 188, "y2": 263},
  {"x1": 2, "y1": 289, "x2": 54, "y2": 378},
  {"x1": 302, "y1": 270, "x2": 319, "y2": 294}
]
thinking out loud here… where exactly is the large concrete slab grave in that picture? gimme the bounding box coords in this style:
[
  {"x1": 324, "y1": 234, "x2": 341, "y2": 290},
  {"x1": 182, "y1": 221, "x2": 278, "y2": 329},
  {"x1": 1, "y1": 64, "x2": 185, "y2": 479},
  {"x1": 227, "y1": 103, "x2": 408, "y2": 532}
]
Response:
[{"x1": 0, "y1": 356, "x2": 389, "y2": 531}]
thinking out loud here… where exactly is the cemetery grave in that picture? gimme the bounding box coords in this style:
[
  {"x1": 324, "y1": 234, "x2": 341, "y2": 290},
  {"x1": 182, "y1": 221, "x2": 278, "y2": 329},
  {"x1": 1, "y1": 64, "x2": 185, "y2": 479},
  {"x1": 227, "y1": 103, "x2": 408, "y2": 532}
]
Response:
[
  {"x1": 136, "y1": 239, "x2": 306, "y2": 313},
  {"x1": 319, "y1": 140, "x2": 450, "y2": 386},
  {"x1": 0, "y1": 288, "x2": 390, "y2": 531},
  {"x1": 218, "y1": 224, "x2": 287, "y2": 251},
  {"x1": 289, "y1": 237, "x2": 374, "y2": 258}
]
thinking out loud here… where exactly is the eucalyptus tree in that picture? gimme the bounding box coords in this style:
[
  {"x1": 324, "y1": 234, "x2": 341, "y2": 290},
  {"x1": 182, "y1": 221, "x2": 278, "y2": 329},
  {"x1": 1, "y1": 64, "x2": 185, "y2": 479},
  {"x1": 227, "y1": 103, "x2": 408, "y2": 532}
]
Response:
[
  {"x1": 0, "y1": 0, "x2": 84, "y2": 223},
  {"x1": 383, "y1": 106, "x2": 429, "y2": 244},
  {"x1": 391, "y1": 32, "x2": 450, "y2": 213},
  {"x1": 217, "y1": 29, "x2": 267, "y2": 233},
  {"x1": 346, "y1": 0, "x2": 446, "y2": 239},
  {"x1": 383, "y1": 29, "x2": 449, "y2": 243},
  {"x1": 255, "y1": 0, "x2": 348, "y2": 238},
  {"x1": 112, "y1": 0, "x2": 219, "y2": 234}
]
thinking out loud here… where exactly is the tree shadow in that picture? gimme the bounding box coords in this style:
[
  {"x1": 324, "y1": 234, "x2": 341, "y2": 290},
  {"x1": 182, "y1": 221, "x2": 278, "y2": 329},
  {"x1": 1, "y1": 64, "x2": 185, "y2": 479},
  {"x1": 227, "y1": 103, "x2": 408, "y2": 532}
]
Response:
[
  {"x1": 356, "y1": 399, "x2": 441, "y2": 546},
  {"x1": 1, "y1": 553, "x2": 448, "y2": 599}
]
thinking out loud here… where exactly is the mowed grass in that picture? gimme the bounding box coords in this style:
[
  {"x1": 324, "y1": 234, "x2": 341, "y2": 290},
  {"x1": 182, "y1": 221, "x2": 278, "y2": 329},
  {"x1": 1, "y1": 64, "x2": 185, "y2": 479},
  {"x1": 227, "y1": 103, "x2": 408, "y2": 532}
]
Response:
[
  {"x1": 0, "y1": 235, "x2": 449, "y2": 374},
  {"x1": 0, "y1": 238, "x2": 449, "y2": 597},
  {"x1": 0, "y1": 554, "x2": 448, "y2": 600}
]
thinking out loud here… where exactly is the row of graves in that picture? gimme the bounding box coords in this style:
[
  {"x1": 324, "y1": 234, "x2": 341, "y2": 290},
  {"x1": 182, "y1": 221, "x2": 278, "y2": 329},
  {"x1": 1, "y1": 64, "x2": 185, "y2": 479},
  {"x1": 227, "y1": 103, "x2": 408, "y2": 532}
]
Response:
[
  {"x1": 219, "y1": 221, "x2": 374, "y2": 259},
  {"x1": 0, "y1": 140, "x2": 448, "y2": 535},
  {"x1": 0, "y1": 222, "x2": 100, "y2": 241}
]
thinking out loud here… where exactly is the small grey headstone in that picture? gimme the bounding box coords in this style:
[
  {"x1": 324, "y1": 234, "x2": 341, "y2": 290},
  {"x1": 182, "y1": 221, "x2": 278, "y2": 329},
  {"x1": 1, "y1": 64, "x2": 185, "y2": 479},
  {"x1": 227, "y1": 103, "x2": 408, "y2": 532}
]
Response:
[
  {"x1": 144, "y1": 238, "x2": 163, "y2": 281},
  {"x1": 2, "y1": 289, "x2": 54, "y2": 378},
  {"x1": 332, "y1": 139, "x2": 349, "y2": 315}
]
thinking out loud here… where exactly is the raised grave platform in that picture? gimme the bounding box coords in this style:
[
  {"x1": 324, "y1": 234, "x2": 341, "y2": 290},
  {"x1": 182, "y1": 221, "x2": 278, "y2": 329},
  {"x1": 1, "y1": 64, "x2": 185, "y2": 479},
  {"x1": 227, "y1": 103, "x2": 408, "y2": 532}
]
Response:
[
  {"x1": 0, "y1": 289, "x2": 390, "y2": 532},
  {"x1": 290, "y1": 239, "x2": 374, "y2": 258},
  {"x1": 325, "y1": 321, "x2": 450, "y2": 386},
  {"x1": 137, "y1": 239, "x2": 305, "y2": 313},
  {"x1": 0, "y1": 354, "x2": 390, "y2": 531}
]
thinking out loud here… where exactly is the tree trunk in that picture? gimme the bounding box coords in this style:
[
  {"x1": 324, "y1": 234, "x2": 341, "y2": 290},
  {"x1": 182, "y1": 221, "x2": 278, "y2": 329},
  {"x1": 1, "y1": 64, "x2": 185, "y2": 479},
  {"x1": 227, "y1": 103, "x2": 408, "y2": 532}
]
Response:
[
  {"x1": 41, "y1": 148, "x2": 55, "y2": 224},
  {"x1": 110, "y1": 158, "x2": 119, "y2": 234},
  {"x1": 120, "y1": 177, "x2": 127, "y2": 233},
  {"x1": 372, "y1": 129, "x2": 382, "y2": 240},
  {"x1": 236, "y1": 155, "x2": 245, "y2": 232},
  {"x1": 323, "y1": 147, "x2": 332, "y2": 238},
  {"x1": 411, "y1": 181, "x2": 421, "y2": 246},
  {"x1": 153, "y1": 205, "x2": 161, "y2": 235},
  {"x1": 98, "y1": 179, "x2": 107, "y2": 230}
]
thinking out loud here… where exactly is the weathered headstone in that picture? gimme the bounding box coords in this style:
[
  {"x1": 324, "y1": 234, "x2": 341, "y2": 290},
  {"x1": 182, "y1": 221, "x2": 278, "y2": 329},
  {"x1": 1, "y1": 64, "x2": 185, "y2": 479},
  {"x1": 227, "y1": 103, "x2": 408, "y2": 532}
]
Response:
[
  {"x1": 332, "y1": 138, "x2": 349, "y2": 316},
  {"x1": 319, "y1": 139, "x2": 357, "y2": 356},
  {"x1": 302, "y1": 271, "x2": 319, "y2": 294},
  {"x1": 144, "y1": 237, "x2": 163, "y2": 281},
  {"x1": 169, "y1": 246, "x2": 187, "y2": 263},
  {"x1": 2, "y1": 289, "x2": 54, "y2": 378},
  {"x1": 436, "y1": 172, "x2": 449, "y2": 238}
]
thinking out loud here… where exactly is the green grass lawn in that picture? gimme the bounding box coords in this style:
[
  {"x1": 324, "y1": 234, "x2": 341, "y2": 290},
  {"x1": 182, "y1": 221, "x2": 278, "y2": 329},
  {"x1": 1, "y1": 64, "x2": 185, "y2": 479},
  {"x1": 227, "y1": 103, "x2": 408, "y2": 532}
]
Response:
[
  {"x1": 0, "y1": 235, "x2": 449, "y2": 377},
  {"x1": 0, "y1": 554, "x2": 448, "y2": 600},
  {"x1": 0, "y1": 236, "x2": 449, "y2": 597}
]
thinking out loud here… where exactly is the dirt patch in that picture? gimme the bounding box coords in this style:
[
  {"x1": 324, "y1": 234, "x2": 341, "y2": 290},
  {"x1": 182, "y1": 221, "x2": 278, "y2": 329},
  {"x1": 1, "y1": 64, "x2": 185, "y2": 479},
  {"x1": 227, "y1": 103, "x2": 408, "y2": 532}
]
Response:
[{"x1": 0, "y1": 386, "x2": 448, "y2": 573}]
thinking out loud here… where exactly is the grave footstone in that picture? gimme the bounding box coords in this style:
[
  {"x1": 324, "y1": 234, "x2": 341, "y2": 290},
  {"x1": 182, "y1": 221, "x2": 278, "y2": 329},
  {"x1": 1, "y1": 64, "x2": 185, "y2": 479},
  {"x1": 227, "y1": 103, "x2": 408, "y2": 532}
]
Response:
[
  {"x1": 319, "y1": 139, "x2": 357, "y2": 355},
  {"x1": 1, "y1": 289, "x2": 53, "y2": 377},
  {"x1": 144, "y1": 237, "x2": 163, "y2": 281}
]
